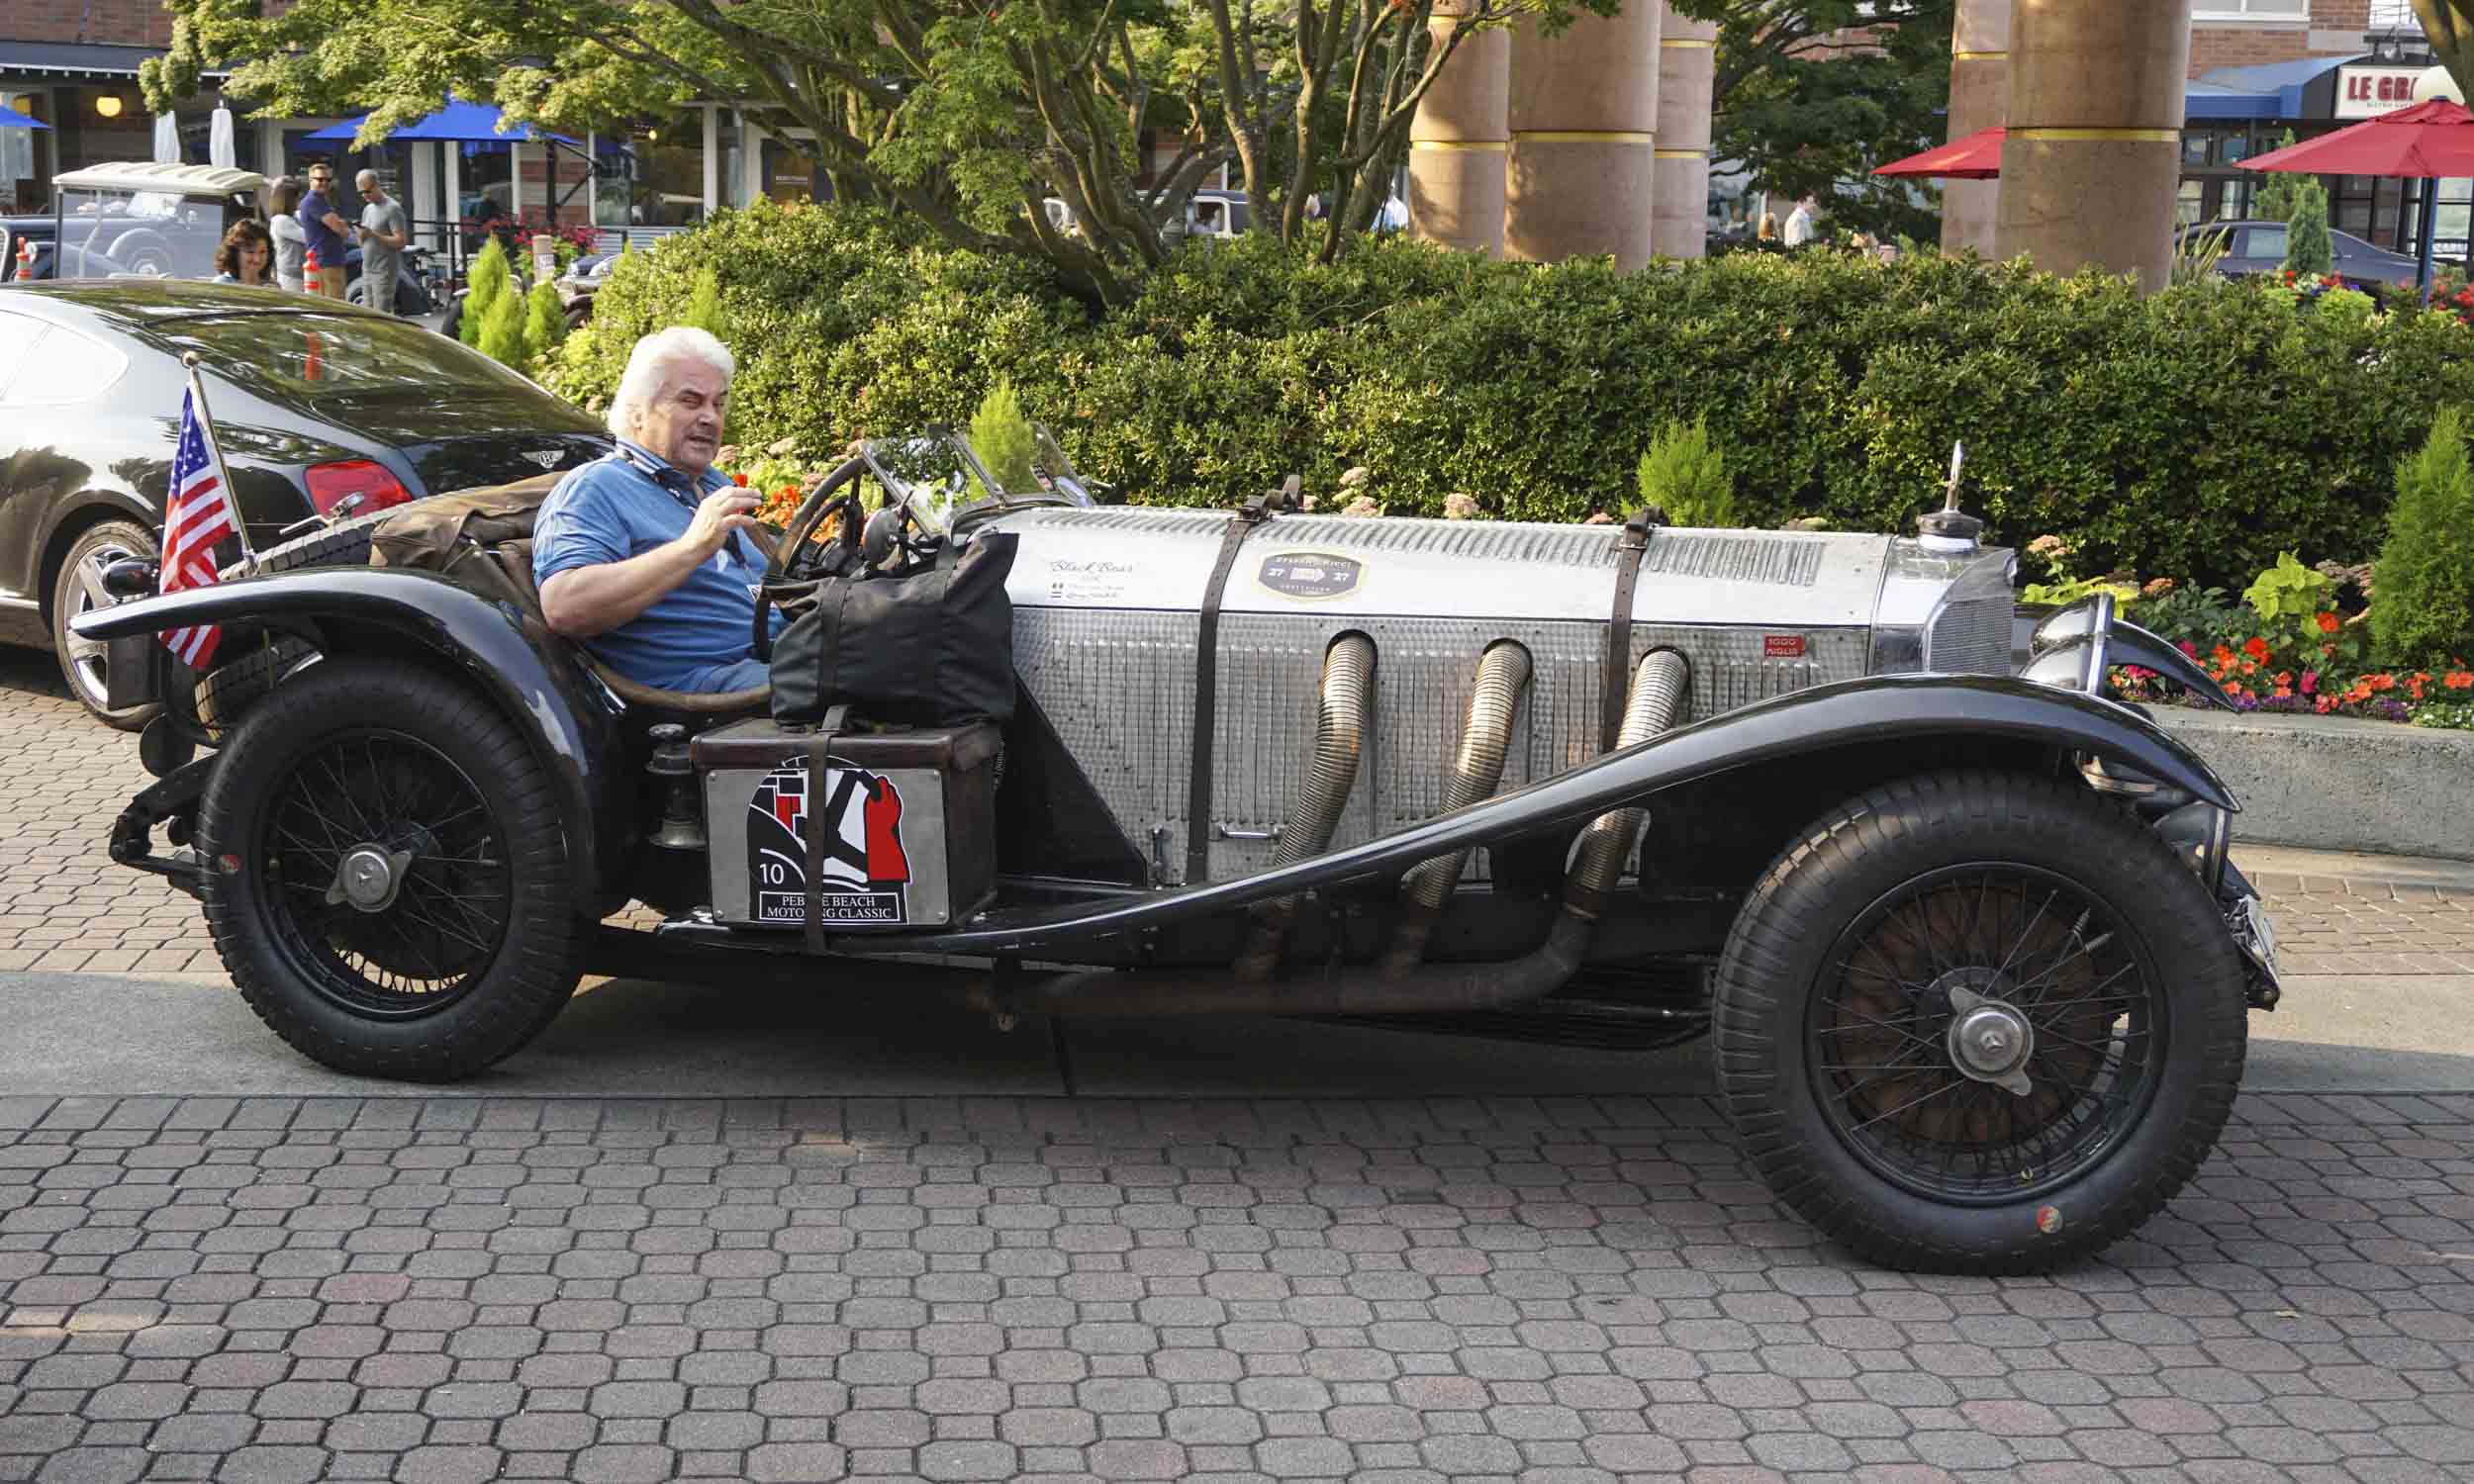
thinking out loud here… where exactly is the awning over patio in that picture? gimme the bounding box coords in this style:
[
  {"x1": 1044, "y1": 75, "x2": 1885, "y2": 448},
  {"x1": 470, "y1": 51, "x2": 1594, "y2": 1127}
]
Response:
[
  {"x1": 0, "y1": 41, "x2": 228, "y2": 82},
  {"x1": 301, "y1": 99, "x2": 580, "y2": 147}
]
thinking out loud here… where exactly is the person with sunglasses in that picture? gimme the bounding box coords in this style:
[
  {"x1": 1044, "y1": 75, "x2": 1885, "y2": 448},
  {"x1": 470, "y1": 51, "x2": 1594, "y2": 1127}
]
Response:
[{"x1": 298, "y1": 164, "x2": 354, "y2": 300}]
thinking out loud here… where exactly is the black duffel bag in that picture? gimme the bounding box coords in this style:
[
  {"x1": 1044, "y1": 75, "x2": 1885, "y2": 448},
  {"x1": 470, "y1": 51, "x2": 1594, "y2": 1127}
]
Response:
[{"x1": 757, "y1": 496, "x2": 1017, "y2": 728}]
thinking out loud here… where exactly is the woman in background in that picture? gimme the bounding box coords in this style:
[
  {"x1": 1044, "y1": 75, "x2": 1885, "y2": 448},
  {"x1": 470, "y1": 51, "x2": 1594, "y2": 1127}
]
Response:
[
  {"x1": 265, "y1": 176, "x2": 307, "y2": 293},
  {"x1": 213, "y1": 220, "x2": 275, "y2": 286}
]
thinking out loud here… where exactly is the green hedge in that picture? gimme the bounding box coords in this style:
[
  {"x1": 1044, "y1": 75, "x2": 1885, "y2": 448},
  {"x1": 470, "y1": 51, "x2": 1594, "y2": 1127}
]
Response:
[{"x1": 548, "y1": 200, "x2": 2474, "y2": 591}]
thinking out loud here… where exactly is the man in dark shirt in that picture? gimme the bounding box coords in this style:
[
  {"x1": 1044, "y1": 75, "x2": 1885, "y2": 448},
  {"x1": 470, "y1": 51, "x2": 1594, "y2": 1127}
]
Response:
[{"x1": 298, "y1": 163, "x2": 353, "y2": 300}]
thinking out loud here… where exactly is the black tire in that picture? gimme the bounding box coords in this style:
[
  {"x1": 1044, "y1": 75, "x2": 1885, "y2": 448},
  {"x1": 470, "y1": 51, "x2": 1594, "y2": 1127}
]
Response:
[
  {"x1": 51, "y1": 519, "x2": 161, "y2": 730},
  {"x1": 1712, "y1": 769, "x2": 2247, "y2": 1274},
  {"x1": 199, "y1": 660, "x2": 580, "y2": 1080}
]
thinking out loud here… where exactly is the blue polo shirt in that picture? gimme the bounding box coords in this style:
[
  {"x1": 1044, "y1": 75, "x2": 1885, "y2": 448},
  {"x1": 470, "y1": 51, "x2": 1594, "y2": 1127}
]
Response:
[{"x1": 532, "y1": 440, "x2": 783, "y2": 693}]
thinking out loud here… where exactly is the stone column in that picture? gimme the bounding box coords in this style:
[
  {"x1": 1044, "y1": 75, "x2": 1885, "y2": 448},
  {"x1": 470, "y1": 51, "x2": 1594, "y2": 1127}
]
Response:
[
  {"x1": 1941, "y1": 0, "x2": 2010, "y2": 259},
  {"x1": 1996, "y1": 0, "x2": 2190, "y2": 292},
  {"x1": 1505, "y1": 0, "x2": 1661, "y2": 268},
  {"x1": 1408, "y1": 3, "x2": 1509, "y2": 256},
  {"x1": 1652, "y1": 4, "x2": 1717, "y2": 260}
]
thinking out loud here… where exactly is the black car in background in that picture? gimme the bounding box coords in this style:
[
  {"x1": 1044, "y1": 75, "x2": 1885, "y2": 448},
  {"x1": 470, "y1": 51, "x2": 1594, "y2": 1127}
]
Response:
[
  {"x1": 2178, "y1": 219, "x2": 2426, "y2": 290},
  {"x1": 0, "y1": 281, "x2": 613, "y2": 726}
]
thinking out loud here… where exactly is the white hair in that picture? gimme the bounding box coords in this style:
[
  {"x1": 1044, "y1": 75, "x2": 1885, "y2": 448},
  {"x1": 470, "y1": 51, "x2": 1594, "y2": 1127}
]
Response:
[
  {"x1": 607, "y1": 326, "x2": 735, "y2": 440},
  {"x1": 354, "y1": 168, "x2": 378, "y2": 190}
]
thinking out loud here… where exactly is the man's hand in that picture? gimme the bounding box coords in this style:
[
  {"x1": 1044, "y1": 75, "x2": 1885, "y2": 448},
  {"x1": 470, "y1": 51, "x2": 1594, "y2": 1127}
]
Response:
[{"x1": 684, "y1": 489, "x2": 760, "y2": 560}]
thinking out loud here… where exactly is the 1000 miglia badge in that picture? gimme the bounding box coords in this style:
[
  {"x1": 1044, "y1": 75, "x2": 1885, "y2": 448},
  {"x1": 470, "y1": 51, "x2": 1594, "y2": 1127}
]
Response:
[{"x1": 743, "y1": 758, "x2": 912, "y2": 924}]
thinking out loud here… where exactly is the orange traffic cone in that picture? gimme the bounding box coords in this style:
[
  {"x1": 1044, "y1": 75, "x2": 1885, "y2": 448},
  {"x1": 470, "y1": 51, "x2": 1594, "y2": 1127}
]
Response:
[
  {"x1": 10, "y1": 238, "x2": 31, "y2": 281},
  {"x1": 303, "y1": 245, "x2": 320, "y2": 294}
]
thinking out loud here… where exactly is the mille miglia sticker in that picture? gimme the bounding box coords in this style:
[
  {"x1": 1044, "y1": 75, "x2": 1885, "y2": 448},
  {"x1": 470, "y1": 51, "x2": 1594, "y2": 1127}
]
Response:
[{"x1": 1259, "y1": 551, "x2": 1364, "y2": 601}]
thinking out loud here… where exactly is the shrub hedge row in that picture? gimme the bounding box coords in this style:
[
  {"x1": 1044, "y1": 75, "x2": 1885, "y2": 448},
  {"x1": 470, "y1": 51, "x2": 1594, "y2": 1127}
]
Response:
[{"x1": 547, "y1": 200, "x2": 2474, "y2": 592}]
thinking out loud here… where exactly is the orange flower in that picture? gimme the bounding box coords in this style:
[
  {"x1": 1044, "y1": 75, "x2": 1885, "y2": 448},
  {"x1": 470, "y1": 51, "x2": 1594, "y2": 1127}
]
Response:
[
  {"x1": 2274, "y1": 671, "x2": 2293, "y2": 688},
  {"x1": 2243, "y1": 637, "x2": 2271, "y2": 663},
  {"x1": 2240, "y1": 659, "x2": 2257, "y2": 676},
  {"x1": 2273, "y1": 686, "x2": 2292, "y2": 699},
  {"x1": 2372, "y1": 673, "x2": 2397, "y2": 692},
  {"x1": 2448, "y1": 671, "x2": 2474, "y2": 690},
  {"x1": 2316, "y1": 611, "x2": 2341, "y2": 634},
  {"x1": 2212, "y1": 644, "x2": 2236, "y2": 668},
  {"x1": 732, "y1": 471, "x2": 750, "y2": 487}
]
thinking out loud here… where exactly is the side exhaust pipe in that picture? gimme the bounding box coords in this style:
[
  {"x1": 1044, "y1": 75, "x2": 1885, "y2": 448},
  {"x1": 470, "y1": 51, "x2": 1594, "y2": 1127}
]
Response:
[
  {"x1": 1234, "y1": 633, "x2": 1376, "y2": 979},
  {"x1": 1380, "y1": 641, "x2": 1532, "y2": 977},
  {"x1": 980, "y1": 649, "x2": 1689, "y2": 1021}
]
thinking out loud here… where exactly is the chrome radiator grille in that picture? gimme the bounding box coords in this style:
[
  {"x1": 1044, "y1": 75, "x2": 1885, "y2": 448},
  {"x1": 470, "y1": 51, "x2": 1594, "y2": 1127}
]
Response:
[{"x1": 1011, "y1": 607, "x2": 1868, "y2": 884}]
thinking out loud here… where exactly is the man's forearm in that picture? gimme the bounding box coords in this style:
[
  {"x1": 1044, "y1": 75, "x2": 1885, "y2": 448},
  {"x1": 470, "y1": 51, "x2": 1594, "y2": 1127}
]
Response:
[{"x1": 540, "y1": 538, "x2": 712, "y2": 638}]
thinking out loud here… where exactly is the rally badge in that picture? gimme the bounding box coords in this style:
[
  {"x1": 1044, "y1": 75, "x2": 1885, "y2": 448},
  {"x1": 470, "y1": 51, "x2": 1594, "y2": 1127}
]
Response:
[{"x1": 743, "y1": 758, "x2": 912, "y2": 925}]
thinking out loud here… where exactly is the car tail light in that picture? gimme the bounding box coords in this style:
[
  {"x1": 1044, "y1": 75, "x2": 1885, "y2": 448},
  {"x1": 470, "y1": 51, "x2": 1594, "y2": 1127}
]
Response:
[{"x1": 304, "y1": 460, "x2": 412, "y2": 518}]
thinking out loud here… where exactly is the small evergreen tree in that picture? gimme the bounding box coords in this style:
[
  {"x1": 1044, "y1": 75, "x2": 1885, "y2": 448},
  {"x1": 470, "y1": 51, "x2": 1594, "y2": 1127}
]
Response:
[
  {"x1": 1635, "y1": 416, "x2": 1737, "y2": 527},
  {"x1": 522, "y1": 279, "x2": 566, "y2": 371},
  {"x1": 680, "y1": 266, "x2": 726, "y2": 340},
  {"x1": 478, "y1": 280, "x2": 526, "y2": 370},
  {"x1": 460, "y1": 237, "x2": 512, "y2": 348},
  {"x1": 2371, "y1": 406, "x2": 2474, "y2": 667},
  {"x1": 2251, "y1": 135, "x2": 2304, "y2": 222},
  {"x1": 967, "y1": 379, "x2": 1039, "y2": 497},
  {"x1": 2284, "y1": 181, "x2": 2334, "y2": 277}
]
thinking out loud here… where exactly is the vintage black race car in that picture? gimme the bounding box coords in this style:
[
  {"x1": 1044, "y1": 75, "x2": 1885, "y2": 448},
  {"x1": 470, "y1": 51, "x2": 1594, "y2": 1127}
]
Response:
[{"x1": 76, "y1": 432, "x2": 2278, "y2": 1274}]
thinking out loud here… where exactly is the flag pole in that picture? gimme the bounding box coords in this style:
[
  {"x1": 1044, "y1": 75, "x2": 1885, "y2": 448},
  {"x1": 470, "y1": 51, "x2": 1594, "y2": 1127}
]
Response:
[{"x1": 179, "y1": 351, "x2": 258, "y2": 577}]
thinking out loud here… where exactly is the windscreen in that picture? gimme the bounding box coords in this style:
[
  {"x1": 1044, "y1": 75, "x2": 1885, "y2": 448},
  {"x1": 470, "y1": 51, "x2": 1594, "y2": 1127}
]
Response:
[
  {"x1": 861, "y1": 424, "x2": 1093, "y2": 534},
  {"x1": 152, "y1": 314, "x2": 543, "y2": 401}
]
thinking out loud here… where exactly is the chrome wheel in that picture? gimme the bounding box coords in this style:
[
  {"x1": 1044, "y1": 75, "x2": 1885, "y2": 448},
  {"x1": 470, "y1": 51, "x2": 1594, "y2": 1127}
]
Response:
[{"x1": 59, "y1": 536, "x2": 137, "y2": 708}]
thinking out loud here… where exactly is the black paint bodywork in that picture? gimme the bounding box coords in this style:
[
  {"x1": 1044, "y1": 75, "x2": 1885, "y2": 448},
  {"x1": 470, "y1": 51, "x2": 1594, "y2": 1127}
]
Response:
[{"x1": 0, "y1": 281, "x2": 607, "y2": 650}]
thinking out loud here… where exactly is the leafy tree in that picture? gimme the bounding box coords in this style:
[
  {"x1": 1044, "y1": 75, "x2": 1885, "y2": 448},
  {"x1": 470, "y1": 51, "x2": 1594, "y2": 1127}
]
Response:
[
  {"x1": 2371, "y1": 404, "x2": 2474, "y2": 667},
  {"x1": 522, "y1": 279, "x2": 567, "y2": 370},
  {"x1": 2251, "y1": 133, "x2": 2304, "y2": 222},
  {"x1": 143, "y1": 0, "x2": 1613, "y2": 302},
  {"x1": 460, "y1": 236, "x2": 512, "y2": 348},
  {"x1": 2418, "y1": 1, "x2": 2474, "y2": 102},
  {"x1": 1672, "y1": 0, "x2": 1955, "y2": 244},
  {"x1": 2284, "y1": 180, "x2": 2333, "y2": 277},
  {"x1": 478, "y1": 278, "x2": 527, "y2": 368}
]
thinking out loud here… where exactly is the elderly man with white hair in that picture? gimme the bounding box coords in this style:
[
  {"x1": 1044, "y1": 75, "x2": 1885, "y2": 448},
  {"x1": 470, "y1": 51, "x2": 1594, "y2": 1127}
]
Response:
[{"x1": 532, "y1": 326, "x2": 780, "y2": 693}]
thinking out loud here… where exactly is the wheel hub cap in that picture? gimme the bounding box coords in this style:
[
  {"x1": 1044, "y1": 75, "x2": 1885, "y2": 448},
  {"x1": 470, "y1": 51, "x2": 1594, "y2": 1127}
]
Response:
[
  {"x1": 1945, "y1": 984, "x2": 2035, "y2": 1097},
  {"x1": 327, "y1": 845, "x2": 413, "y2": 913}
]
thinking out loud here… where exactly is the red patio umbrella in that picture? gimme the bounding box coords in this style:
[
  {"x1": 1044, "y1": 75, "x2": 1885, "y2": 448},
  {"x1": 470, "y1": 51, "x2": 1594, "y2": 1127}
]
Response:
[
  {"x1": 1873, "y1": 126, "x2": 2006, "y2": 181},
  {"x1": 2239, "y1": 98, "x2": 2474, "y2": 289}
]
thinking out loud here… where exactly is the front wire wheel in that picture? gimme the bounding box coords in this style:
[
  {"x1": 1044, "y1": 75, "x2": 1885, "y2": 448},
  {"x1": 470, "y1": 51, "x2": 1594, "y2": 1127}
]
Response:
[
  {"x1": 200, "y1": 661, "x2": 580, "y2": 1080},
  {"x1": 1714, "y1": 770, "x2": 2248, "y2": 1274}
]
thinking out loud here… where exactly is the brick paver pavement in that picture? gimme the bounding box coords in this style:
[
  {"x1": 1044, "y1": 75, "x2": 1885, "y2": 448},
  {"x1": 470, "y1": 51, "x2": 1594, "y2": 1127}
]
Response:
[{"x1": 5, "y1": 1091, "x2": 2474, "y2": 1483}]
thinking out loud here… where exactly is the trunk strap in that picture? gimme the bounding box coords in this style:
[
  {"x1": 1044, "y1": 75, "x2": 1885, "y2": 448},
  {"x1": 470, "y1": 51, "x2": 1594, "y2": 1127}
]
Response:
[
  {"x1": 804, "y1": 702, "x2": 850, "y2": 952},
  {"x1": 1186, "y1": 478, "x2": 1294, "y2": 885}
]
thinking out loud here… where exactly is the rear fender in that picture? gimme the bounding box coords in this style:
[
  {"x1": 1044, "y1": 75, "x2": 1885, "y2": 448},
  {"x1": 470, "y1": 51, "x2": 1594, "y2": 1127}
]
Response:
[
  {"x1": 76, "y1": 566, "x2": 622, "y2": 901},
  {"x1": 900, "y1": 673, "x2": 2238, "y2": 954}
]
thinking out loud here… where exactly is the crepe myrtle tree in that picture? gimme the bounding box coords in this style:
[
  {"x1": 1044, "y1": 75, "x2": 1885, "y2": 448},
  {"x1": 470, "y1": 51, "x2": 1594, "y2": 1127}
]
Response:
[{"x1": 144, "y1": 0, "x2": 1608, "y2": 303}]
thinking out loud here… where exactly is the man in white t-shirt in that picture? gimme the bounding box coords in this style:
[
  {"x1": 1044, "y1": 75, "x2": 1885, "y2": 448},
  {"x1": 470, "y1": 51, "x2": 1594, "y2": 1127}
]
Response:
[{"x1": 1783, "y1": 196, "x2": 1819, "y2": 248}]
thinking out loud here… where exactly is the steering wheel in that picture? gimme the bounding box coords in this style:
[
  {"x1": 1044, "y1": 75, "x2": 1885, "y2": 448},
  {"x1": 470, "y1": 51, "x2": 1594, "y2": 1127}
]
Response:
[{"x1": 766, "y1": 455, "x2": 871, "y2": 585}]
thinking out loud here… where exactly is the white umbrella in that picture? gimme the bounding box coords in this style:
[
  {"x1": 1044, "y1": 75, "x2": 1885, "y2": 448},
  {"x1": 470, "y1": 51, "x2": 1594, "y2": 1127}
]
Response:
[
  {"x1": 151, "y1": 111, "x2": 179, "y2": 164},
  {"x1": 209, "y1": 105, "x2": 236, "y2": 169}
]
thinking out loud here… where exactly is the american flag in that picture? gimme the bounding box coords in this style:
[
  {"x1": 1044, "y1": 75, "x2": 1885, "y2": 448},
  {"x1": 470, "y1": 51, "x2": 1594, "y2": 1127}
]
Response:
[{"x1": 158, "y1": 388, "x2": 241, "y2": 668}]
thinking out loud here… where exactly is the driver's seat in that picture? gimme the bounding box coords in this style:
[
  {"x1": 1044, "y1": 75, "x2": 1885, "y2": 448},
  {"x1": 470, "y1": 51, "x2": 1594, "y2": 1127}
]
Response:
[{"x1": 483, "y1": 538, "x2": 771, "y2": 721}]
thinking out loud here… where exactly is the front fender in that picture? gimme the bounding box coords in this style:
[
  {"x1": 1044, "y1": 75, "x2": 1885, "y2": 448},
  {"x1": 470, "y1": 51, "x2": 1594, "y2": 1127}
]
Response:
[
  {"x1": 903, "y1": 672, "x2": 2237, "y2": 954},
  {"x1": 76, "y1": 567, "x2": 621, "y2": 901}
]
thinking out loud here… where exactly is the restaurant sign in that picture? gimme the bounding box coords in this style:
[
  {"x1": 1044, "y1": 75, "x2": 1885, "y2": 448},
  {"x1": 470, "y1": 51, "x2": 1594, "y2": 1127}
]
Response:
[{"x1": 2334, "y1": 64, "x2": 2429, "y2": 120}]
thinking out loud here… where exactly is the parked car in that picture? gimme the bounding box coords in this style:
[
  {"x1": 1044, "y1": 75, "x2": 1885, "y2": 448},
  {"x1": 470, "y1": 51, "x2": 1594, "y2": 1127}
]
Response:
[
  {"x1": 2178, "y1": 218, "x2": 2426, "y2": 289},
  {"x1": 0, "y1": 279, "x2": 613, "y2": 726},
  {"x1": 2, "y1": 162, "x2": 266, "y2": 282},
  {"x1": 82, "y1": 427, "x2": 2280, "y2": 1274},
  {"x1": 343, "y1": 242, "x2": 448, "y2": 319}
]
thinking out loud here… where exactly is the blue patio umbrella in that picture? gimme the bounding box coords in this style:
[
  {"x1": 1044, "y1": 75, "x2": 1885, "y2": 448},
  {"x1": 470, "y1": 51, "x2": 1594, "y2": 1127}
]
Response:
[
  {"x1": 0, "y1": 104, "x2": 50, "y2": 130},
  {"x1": 301, "y1": 98, "x2": 577, "y2": 146}
]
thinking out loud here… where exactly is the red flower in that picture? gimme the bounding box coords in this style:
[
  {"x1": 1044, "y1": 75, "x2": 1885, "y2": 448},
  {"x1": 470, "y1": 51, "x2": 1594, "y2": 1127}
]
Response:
[
  {"x1": 2242, "y1": 636, "x2": 2271, "y2": 663},
  {"x1": 2301, "y1": 671, "x2": 2319, "y2": 696},
  {"x1": 2212, "y1": 643, "x2": 2236, "y2": 667},
  {"x1": 2315, "y1": 611, "x2": 2341, "y2": 634},
  {"x1": 2179, "y1": 639, "x2": 2201, "y2": 660},
  {"x1": 731, "y1": 472, "x2": 750, "y2": 487}
]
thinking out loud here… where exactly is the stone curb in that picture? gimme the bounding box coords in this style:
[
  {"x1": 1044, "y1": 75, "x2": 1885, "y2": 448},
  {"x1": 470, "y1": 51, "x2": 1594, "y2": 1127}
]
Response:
[{"x1": 2157, "y1": 707, "x2": 2474, "y2": 863}]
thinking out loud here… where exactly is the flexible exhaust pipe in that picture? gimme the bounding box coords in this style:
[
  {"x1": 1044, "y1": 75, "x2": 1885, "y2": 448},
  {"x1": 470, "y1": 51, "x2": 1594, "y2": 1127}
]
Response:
[
  {"x1": 1566, "y1": 650, "x2": 1691, "y2": 917},
  {"x1": 1234, "y1": 633, "x2": 1377, "y2": 980},
  {"x1": 1380, "y1": 641, "x2": 1532, "y2": 977},
  {"x1": 972, "y1": 647, "x2": 1685, "y2": 1022}
]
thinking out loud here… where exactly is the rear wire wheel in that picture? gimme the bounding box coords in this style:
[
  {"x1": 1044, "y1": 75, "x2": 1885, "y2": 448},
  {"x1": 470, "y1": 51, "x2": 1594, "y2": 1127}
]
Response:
[
  {"x1": 1713, "y1": 770, "x2": 2247, "y2": 1274},
  {"x1": 199, "y1": 661, "x2": 579, "y2": 1080}
]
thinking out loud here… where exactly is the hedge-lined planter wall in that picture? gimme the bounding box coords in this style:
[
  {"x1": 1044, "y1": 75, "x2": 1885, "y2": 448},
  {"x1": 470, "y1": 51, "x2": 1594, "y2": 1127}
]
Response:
[{"x1": 548, "y1": 201, "x2": 2474, "y2": 593}]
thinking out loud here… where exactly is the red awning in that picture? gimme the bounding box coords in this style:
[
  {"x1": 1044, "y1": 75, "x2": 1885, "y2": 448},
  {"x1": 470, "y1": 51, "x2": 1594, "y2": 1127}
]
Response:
[
  {"x1": 1873, "y1": 126, "x2": 2006, "y2": 181},
  {"x1": 2239, "y1": 98, "x2": 2474, "y2": 179}
]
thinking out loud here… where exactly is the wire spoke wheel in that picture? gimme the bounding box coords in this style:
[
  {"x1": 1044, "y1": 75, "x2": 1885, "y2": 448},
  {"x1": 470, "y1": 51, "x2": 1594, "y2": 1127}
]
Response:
[
  {"x1": 1809, "y1": 864, "x2": 2164, "y2": 1205},
  {"x1": 257, "y1": 732, "x2": 512, "y2": 1016}
]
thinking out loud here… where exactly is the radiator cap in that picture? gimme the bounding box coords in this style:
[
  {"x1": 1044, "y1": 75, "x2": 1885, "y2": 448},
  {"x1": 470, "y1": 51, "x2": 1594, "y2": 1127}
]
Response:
[{"x1": 1917, "y1": 440, "x2": 1983, "y2": 553}]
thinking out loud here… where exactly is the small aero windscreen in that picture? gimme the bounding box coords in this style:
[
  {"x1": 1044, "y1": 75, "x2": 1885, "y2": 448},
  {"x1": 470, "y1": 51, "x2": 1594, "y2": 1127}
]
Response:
[{"x1": 861, "y1": 424, "x2": 1094, "y2": 535}]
